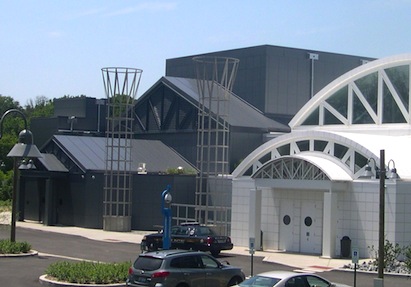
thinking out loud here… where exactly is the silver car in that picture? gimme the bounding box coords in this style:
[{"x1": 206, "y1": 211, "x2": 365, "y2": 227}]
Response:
[
  {"x1": 126, "y1": 249, "x2": 245, "y2": 287},
  {"x1": 232, "y1": 271, "x2": 351, "y2": 287}
]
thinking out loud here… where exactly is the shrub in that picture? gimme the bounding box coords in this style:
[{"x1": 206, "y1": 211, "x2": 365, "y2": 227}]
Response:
[
  {"x1": 0, "y1": 170, "x2": 13, "y2": 202},
  {"x1": 45, "y1": 260, "x2": 130, "y2": 284},
  {"x1": 0, "y1": 239, "x2": 31, "y2": 254},
  {"x1": 0, "y1": 199, "x2": 11, "y2": 212},
  {"x1": 404, "y1": 245, "x2": 411, "y2": 273},
  {"x1": 369, "y1": 239, "x2": 405, "y2": 268}
]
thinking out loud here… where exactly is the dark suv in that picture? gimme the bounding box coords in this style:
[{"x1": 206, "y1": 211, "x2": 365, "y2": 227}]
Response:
[
  {"x1": 126, "y1": 249, "x2": 245, "y2": 287},
  {"x1": 141, "y1": 223, "x2": 234, "y2": 257}
]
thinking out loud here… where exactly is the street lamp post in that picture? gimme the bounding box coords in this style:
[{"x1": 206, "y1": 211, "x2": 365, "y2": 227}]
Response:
[
  {"x1": 364, "y1": 150, "x2": 399, "y2": 287},
  {"x1": 161, "y1": 185, "x2": 172, "y2": 250},
  {"x1": 377, "y1": 150, "x2": 385, "y2": 283},
  {"x1": 0, "y1": 109, "x2": 42, "y2": 242}
]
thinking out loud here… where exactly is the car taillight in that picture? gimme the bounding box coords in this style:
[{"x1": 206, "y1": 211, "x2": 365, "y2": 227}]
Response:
[
  {"x1": 207, "y1": 237, "x2": 214, "y2": 245},
  {"x1": 128, "y1": 267, "x2": 133, "y2": 275},
  {"x1": 152, "y1": 271, "x2": 170, "y2": 278}
]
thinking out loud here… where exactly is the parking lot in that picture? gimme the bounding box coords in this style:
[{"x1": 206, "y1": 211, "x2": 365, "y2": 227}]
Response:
[{"x1": 0, "y1": 223, "x2": 410, "y2": 287}]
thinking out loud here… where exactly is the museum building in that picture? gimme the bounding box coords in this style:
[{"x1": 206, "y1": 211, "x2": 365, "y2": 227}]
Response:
[{"x1": 231, "y1": 54, "x2": 411, "y2": 258}]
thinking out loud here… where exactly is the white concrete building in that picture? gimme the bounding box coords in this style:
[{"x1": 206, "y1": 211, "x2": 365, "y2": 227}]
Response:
[{"x1": 231, "y1": 54, "x2": 411, "y2": 258}]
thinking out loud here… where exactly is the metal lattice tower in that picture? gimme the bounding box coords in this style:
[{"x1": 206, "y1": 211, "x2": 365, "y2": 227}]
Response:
[
  {"x1": 101, "y1": 67, "x2": 142, "y2": 232},
  {"x1": 193, "y1": 56, "x2": 239, "y2": 235}
]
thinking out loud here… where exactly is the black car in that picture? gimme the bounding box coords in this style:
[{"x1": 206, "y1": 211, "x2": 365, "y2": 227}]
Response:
[
  {"x1": 141, "y1": 223, "x2": 234, "y2": 257},
  {"x1": 126, "y1": 249, "x2": 245, "y2": 287}
]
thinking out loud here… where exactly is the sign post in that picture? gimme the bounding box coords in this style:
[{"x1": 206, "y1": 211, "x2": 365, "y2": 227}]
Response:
[
  {"x1": 352, "y1": 247, "x2": 359, "y2": 287},
  {"x1": 249, "y1": 237, "x2": 255, "y2": 276}
]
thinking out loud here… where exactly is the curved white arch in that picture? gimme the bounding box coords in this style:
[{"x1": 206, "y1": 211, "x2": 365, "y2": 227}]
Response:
[
  {"x1": 289, "y1": 53, "x2": 411, "y2": 129},
  {"x1": 253, "y1": 154, "x2": 352, "y2": 181},
  {"x1": 232, "y1": 130, "x2": 377, "y2": 179}
]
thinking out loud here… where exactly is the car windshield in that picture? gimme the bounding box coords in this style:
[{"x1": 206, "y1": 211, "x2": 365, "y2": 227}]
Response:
[
  {"x1": 238, "y1": 275, "x2": 281, "y2": 287},
  {"x1": 133, "y1": 256, "x2": 163, "y2": 271}
]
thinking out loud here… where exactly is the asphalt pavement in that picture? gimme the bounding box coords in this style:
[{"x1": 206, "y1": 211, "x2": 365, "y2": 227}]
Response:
[
  {"x1": 13, "y1": 219, "x2": 352, "y2": 272},
  {"x1": 1, "y1": 214, "x2": 410, "y2": 287}
]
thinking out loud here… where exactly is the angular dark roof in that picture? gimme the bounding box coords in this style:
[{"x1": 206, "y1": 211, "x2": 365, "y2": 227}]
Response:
[
  {"x1": 147, "y1": 76, "x2": 290, "y2": 132},
  {"x1": 38, "y1": 153, "x2": 69, "y2": 172},
  {"x1": 47, "y1": 135, "x2": 196, "y2": 173}
]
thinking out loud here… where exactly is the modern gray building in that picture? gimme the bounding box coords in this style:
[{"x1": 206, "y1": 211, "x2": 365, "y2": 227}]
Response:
[
  {"x1": 23, "y1": 44, "x2": 377, "y2": 233},
  {"x1": 133, "y1": 76, "x2": 289, "y2": 172},
  {"x1": 166, "y1": 45, "x2": 375, "y2": 124},
  {"x1": 20, "y1": 135, "x2": 196, "y2": 230}
]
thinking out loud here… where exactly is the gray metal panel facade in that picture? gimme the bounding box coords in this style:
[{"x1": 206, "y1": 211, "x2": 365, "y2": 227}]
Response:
[{"x1": 165, "y1": 45, "x2": 375, "y2": 123}]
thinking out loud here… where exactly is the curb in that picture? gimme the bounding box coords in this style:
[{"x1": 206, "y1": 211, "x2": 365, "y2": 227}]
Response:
[
  {"x1": 39, "y1": 275, "x2": 126, "y2": 287},
  {"x1": 0, "y1": 249, "x2": 38, "y2": 257}
]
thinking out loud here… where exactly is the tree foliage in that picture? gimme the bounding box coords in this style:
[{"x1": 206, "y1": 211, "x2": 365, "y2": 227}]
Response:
[
  {"x1": 24, "y1": 96, "x2": 54, "y2": 119},
  {"x1": 0, "y1": 94, "x2": 55, "y2": 201}
]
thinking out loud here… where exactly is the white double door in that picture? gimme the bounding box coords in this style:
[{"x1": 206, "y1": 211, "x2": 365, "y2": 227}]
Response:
[{"x1": 279, "y1": 194, "x2": 323, "y2": 254}]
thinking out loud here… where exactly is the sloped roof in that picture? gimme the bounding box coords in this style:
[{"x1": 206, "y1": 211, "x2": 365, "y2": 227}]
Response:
[
  {"x1": 48, "y1": 135, "x2": 197, "y2": 173},
  {"x1": 38, "y1": 153, "x2": 69, "y2": 172},
  {"x1": 156, "y1": 76, "x2": 289, "y2": 132}
]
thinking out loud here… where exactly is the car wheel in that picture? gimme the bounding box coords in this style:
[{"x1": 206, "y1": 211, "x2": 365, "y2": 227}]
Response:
[{"x1": 227, "y1": 276, "x2": 243, "y2": 287}]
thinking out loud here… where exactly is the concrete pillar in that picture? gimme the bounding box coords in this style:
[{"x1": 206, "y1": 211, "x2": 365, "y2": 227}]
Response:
[
  {"x1": 322, "y1": 190, "x2": 338, "y2": 257},
  {"x1": 249, "y1": 188, "x2": 262, "y2": 250}
]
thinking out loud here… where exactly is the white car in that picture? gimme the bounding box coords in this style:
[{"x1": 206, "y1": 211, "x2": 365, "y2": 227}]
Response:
[{"x1": 232, "y1": 271, "x2": 351, "y2": 287}]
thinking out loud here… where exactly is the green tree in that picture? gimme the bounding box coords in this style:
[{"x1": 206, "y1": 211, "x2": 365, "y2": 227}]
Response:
[
  {"x1": 24, "y1": 95, "x2": 54, "y2": 119},
  {"x1": 0, "y1": 95, "x2": 20, "y2": 115},
  {"x1": 0, "y1": 170, "x2": 13, "y2": 202}
]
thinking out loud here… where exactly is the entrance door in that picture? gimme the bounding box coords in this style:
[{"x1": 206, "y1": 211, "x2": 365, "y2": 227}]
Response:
[
  {"x1": 279, "y1": 199, "x2": 294, "y2": 251},
  {"x1": 300, "y1": 200, "x2": 322, "y2": 254}
]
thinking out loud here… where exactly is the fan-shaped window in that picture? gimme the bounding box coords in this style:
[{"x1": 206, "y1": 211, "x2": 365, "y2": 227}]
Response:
[
  {"x1": 290, "y1": 56, "x2": 411, "y2": 129},
  {"x1": 277, "y1": 144, "x2": 290, "y2": 156},
  {"x1": 354, "y1": 72, "x2": 378, "y2": 114},
  {"x1": 353, "y1": 92, "x2": 374, "y2": 124},
  {"x1": 302, "y1": 107, "x2": 319, "y2": 126},
  {"x1": 383, "y1": 82, "x2": 407, "y2": 123},
  {"x1": 325, "y1": 86, "x2": 348, "y2": 118},
  {"x1": 334, "y1": 144, "x2": 348, "y2": 159},
  {"x1": 253, "y1": 158, "x2": 329, "y2": 180},
  {"x1": 385, "y1": 65, "x2": 409, "y2": 110},
  {"x1": 324, "y1": 109, "x2": 343, "y2": 125},
  {"x1": 314, "y1": 140, "x2": 327, "y2": 152},
  {"x1": 296, "y1": 140, "x2": 309, "y2": 152}
]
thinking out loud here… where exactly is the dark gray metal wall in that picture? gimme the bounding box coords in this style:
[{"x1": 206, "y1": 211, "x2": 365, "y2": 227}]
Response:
[
  {"x1": 31, "y1": 97, "x2": 107, "y2": 149},
  {"x1": 19, "y1": 172, "x2": 196, "y2": 230},
  {"x1": 132, "y1": 174, "x2": 196, "y2": 231},
  {"x1": 166, "y1": 45, "x2": 375, "y2": 124}
]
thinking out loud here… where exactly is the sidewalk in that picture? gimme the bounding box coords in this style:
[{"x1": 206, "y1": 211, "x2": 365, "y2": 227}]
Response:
[{"x1": 14, "y1": 219, "x2": 353, "y2": 273}]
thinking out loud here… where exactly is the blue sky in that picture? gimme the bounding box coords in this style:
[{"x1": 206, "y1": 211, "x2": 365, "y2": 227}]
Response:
[{"x1": 1, "y1": 0, "x2": 411, "y2": 105}]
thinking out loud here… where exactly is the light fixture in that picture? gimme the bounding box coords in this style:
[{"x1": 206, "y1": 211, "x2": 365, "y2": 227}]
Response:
[
  {"x1": 0, "y1": 109, "x2": 42, "y2": 242},
  {"x1": 387, "y1": 159, "x2": 399, "y2": 179},
  {"x1": 363, "y1": 158, "x2": 377, "y2": 178}
]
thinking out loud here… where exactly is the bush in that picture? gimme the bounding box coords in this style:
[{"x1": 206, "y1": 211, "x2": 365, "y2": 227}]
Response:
[
  {"x1": 0, "y1": 170, "x2": 13, "y2": 202},
  {"x1": 369, "y1": 239, "x2": 411, "y2": 271},
  {"x1": 0, "y1": 239, "x2": 31, "y2": 254},
  {"x1": 0, "y1": 200, "x2": 11, "y2": 212},
  {"x1": 45, "y1": 260, "x2": 130, "y2": 284},
  {"x1": 404, "y1": 245, "x2": 411, "y2": 273}
]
